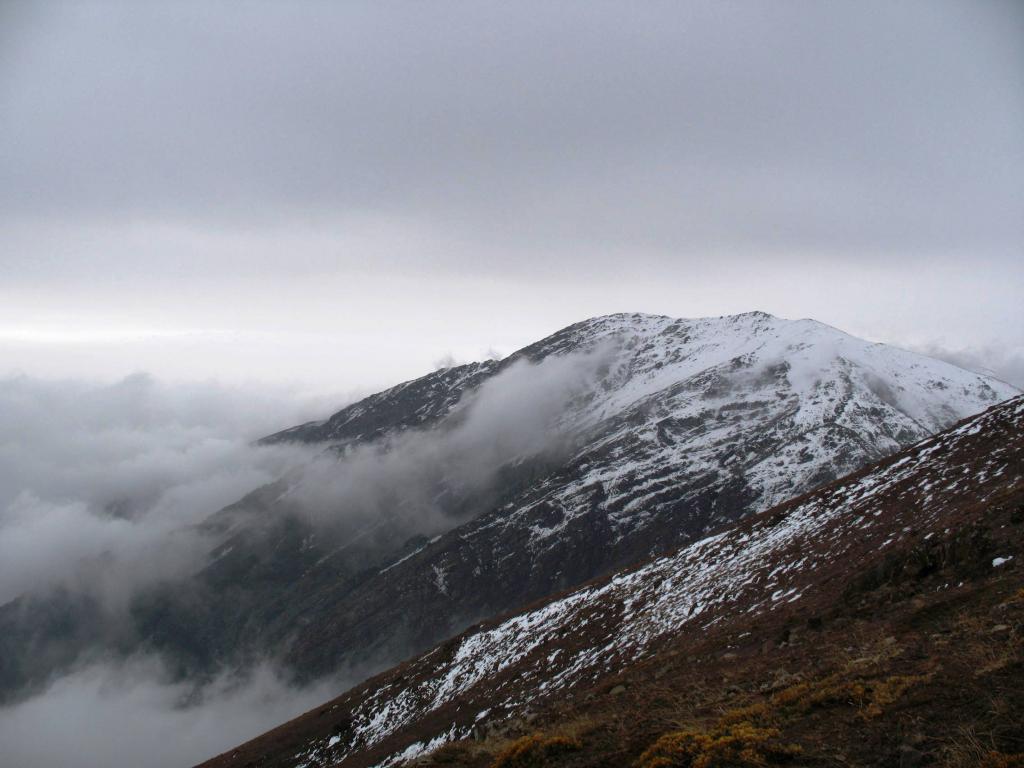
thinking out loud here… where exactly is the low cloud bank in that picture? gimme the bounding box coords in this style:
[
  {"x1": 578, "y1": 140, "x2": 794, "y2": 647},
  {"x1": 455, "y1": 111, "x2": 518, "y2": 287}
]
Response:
[
  {"x1": 913, "y1": 344, "x2": 1024, "y2": 390},
  {"x1": 0, "y1": 373, "x2": 332, "y2": 607},
  {"x1": 0, "y1": 352, "x2": 611, "y2": 610},
  {"x1": 0, "y1": 375, "x2": 352, "y2": 766},
  {"x1": 0, "y1": 657, "x2": 343, "y2": 768},
  {"x1": 0, "y1": 351, "x2": 608, "y2": 611}
]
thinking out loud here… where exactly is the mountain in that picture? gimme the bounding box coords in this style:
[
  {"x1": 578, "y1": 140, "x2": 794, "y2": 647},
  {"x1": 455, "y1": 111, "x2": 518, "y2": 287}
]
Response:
[
  {"x1": 199, "y1": 394, "x2": 1024, "y2": 768},
  {"x1": 0, "y1": 312, "x2": 1016, "y2": 704},
  {"x1": 207, "y1": 312, "x2": 1015, "y2": 682}
]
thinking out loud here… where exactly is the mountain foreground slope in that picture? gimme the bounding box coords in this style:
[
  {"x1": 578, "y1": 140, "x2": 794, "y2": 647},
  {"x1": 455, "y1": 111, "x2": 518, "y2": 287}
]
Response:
[
  {"x1": 200, "y1": 394, "x2": 1024, "y2": 768},
  {"x1": 0, "y1": 312, "x2": 1017, "y2": 710}
]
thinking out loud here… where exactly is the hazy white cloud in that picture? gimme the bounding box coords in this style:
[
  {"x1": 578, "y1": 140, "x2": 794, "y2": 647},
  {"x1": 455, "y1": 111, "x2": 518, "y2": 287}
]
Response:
[
  {"x1": 284, "y1": 347, "x2": 610, "y2": 535},
  {"x1": 0, "y1": 351, "x2": 613, "y2": 767},
  {"x1": 0, "y1": 657, "x2": 342, "y2": 768},
  {"x1": 0, "y1": 345, "x2": 607, "y2": 613},
  {"x1": 0, "y1": 371, "x2": 340, "y2": 765},
  {"x1": 911, "y1": 343, "x2": 1024, "y2": 389},
  {"x1": 0, "y1": 374, "x2": 333, "y2": 607}
]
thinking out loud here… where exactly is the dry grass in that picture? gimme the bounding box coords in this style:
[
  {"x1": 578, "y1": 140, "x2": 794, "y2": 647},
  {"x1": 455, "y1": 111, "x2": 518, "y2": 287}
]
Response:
[
  {"x1": 634, "y1": 722, "x2": 801, "y2": 768},
  {"x1": 719, "y1": 669, "x2": 928, "y2": 726},
  {"x1": 939, "y1": 727, "x2": 1024, "y2": 768},
  {"x1": 489, "y1": 734, "x2": 581, "y2": 768},
  {"x1": 948, "y1": 609, "x2": 1022, "y2": 676},
  {"x1": 632, "y1": 666, "x2": 916, "y2": 767}
]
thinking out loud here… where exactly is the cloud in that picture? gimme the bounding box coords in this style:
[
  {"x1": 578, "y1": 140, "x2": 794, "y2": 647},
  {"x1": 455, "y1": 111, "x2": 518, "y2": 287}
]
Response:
[
  {"x1": 0, "y1": 373, "x2": 332, "y2": 607},
  {"x1": 911, "y1": 344, "x2": 1024, "y2": 389},
  {"x1": 0, "y1": 370, "x2": 404, "y2": 765},
  {"x1": 2, "y1": 2, "x2": 1021, "y2": 271},
  {"x1": 282, "y1": 346, "x2": 611, "y2": 537},
  {"x1": 0, "y1": 3, "x2": 1020, "y2": 395},
  {"x1": 0, "y1": 657, "x2": 342, "y2": 768},
  {"x1": 0, "y1": 346, "x2": 607, "y2": 626}
]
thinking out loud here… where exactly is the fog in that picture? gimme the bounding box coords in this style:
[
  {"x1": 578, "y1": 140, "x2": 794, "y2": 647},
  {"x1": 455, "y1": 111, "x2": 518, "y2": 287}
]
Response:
[
  {"x1": 0, "y1": 374, "x2": 331, "y2": 608},
  {"x1": 0, "y1": 348, "x2": 607, "y2": 603},
  {"x1": 284, "y1": 348, "x2": 610, "y2": 536},
  {"x1": 0, "y1": 374, "x2": 351, "y2": 765},
  {"x1": 913, "y1": 343, "x2": 1024, "y2": 390},
  {"x1": 0, "y1": 658, "x2": 343, "y2": 768}
]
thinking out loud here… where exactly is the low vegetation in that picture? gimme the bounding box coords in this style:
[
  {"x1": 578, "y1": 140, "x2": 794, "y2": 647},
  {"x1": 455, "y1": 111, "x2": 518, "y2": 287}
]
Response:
[
  {"x1": 490, "y1": 735, "x2": 582, "y2": 768},
  {"x1": 413, "y1": 502, "x2": 1023, "y2": 768},
  {"x1": 635, "y1": 722, "x2": 801, "y2": 768}
]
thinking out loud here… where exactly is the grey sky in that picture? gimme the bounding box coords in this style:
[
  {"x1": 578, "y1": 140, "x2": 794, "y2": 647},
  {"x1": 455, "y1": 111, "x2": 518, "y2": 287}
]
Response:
[{"x1": 2, "y1": 0, "x2": 1022, "y2": 391}]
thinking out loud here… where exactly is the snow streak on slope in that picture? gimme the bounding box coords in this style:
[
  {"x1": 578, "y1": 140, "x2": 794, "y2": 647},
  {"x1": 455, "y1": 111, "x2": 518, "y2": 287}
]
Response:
[{"x1": 276, "y1": 395, "x2": 1024, "y2": 768}]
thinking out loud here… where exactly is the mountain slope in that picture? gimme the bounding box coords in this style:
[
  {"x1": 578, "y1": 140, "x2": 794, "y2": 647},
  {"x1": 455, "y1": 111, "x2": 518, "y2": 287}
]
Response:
[
  {"x1": 0, "y1": 312, "x2": 1016, "y2": 705},
  {"x1": 200, "y1": 394, "x2": 1024, "y2": 768},
  {"x1": 242, "y1": 311, "x2": 1016, "y2": 681},
  {"x1": 259, "y1": 361, "x2": 499, "y2": 448}
]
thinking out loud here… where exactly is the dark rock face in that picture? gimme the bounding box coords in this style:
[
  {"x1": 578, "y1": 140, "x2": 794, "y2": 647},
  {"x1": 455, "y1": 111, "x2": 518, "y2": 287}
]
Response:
[{"x1": 0, "y1": 312, "x2": 1016, "y2": 703}]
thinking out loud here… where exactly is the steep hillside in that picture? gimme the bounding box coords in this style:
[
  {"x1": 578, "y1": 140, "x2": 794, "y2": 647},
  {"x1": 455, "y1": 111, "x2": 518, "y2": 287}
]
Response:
[{"x1": 200, "y1": 394, "x2": 1024, "y2": 768}]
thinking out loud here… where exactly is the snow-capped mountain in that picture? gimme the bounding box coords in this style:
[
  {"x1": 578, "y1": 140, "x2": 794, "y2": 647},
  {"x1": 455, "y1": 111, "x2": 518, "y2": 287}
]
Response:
[
  {"x1": 250, "y1": 311, "x2": 1015, "y2": 681},
  {"x1": 199, "y1": 394, "x2": 1024, "y2": 768},
  {"x1": 0, "y1": 312, "x2": 1015, "y2": 706},
  {"x1": 271, "y1": 311, "x2": 1014, "y2": 516}
]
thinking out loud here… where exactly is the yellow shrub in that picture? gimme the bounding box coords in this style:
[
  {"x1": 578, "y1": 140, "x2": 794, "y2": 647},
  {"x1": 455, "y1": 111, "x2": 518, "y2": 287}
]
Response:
[
  {"x1": 635, "y1": 722, "x2": 801, "y2": 768},
  {"x1": 861, "y1": 675, "x2": 928, "y2": 719},
  {"x1": 769, "y1": 670, "x2": 927, "y2": 720},
  {"x1": 490, "y1": 734, "x2": 581, "y2": 768},
  {"x1": 772, "y1": 675, "x2": 866, "y2": 711},
  {"x1": 719, "y1": 700, "x2": 770, "y2": 725}
]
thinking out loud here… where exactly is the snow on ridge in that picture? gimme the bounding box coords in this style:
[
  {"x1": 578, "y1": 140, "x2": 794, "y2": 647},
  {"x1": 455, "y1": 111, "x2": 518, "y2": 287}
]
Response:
[
  {"x1": 270, "y1": 311, "x2": 1015, "y2": 457},
  {"x1": 469, "y1": 311, "x2": 1017, "y2": 554},
  {"x1": 550, "y1": 312, "x2": 1016, "y2": 436}
]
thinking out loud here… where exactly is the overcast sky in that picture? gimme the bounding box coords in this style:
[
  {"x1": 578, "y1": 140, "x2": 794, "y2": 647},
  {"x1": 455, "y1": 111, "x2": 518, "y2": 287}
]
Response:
[{"x1": 2, "y1": 0, "x2": 1022, "y2": 394}]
